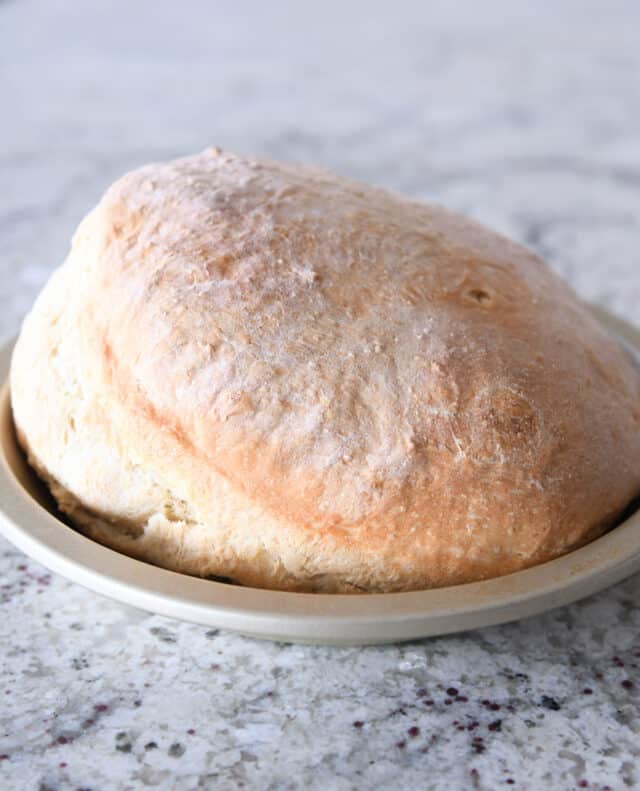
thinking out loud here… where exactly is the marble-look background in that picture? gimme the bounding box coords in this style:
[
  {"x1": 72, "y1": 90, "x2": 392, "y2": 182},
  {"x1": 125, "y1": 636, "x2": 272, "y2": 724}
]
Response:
[{"x1": 1, "y1": 1, "x2": 639, "y2": 789}]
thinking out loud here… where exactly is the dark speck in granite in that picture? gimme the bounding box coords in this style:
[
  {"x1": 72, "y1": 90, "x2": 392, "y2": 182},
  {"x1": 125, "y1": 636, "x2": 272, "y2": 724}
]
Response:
[
  {"x1": 471, "y1": 737, "x2": 486, "y2": 754},
  {"x1": 115, "y1": 732, "x2": 132, "y2": 753},
  {"x1": 169, "y1": 743, "x2": 186, "y2": 758},
  {"x1": 149, "y1": 626, "x2": 177, "y2": 643},
  {"x1": 540, "y1": 695, "x2": 562, "y2": 711}
]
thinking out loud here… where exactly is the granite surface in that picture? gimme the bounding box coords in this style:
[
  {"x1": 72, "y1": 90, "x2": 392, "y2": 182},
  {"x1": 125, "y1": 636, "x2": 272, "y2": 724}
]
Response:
[{"x1": 1, "y1": 1, "x2": 639, "y2": 789}]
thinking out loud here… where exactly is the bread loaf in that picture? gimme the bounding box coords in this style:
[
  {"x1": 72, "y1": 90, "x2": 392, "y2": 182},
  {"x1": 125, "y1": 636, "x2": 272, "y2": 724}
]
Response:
[{"x1": 10, "y1": 148, "x2": 640, "y2": 592}]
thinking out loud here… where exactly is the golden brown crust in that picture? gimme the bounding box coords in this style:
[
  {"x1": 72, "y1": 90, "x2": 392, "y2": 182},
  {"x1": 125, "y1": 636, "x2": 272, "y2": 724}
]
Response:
[{"x1": 10, "y1": 148, "x2": 640, "y2": 591}]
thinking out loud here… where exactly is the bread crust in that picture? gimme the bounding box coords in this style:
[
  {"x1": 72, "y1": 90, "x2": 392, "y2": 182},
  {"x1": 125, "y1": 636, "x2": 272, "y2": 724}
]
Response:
[{"x1": 10, "y1": 148, "x2": 640, "y2": 592}]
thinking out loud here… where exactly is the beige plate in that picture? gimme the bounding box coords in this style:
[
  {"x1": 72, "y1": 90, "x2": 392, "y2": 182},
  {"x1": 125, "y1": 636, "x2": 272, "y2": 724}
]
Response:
[{"x1": 0, "y1": 306, "x2": 639, "y2": 645}]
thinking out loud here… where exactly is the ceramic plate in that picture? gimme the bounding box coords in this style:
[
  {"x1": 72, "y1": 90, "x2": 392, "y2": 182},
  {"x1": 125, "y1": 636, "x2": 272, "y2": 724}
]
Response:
[{"x1": 0, "y1": 306, "x2": 639, "y2": 645}]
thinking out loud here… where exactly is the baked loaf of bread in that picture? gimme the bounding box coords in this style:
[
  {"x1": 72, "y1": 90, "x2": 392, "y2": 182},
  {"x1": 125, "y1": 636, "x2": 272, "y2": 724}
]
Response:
[{"x1": 11, "y1": 148, "x2": 640, "y2": 592}]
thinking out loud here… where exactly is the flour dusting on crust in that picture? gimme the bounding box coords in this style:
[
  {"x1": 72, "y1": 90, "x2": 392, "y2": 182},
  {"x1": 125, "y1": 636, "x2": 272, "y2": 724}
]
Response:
[{"x1": 10, "y1": 149, "x2": 640, "y2": 592}]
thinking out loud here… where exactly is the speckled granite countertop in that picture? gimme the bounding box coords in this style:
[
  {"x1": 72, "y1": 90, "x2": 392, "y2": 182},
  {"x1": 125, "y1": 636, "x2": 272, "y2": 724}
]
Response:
[{"x1": 1, "y1": 1, "x2": 639, "y2": 789}]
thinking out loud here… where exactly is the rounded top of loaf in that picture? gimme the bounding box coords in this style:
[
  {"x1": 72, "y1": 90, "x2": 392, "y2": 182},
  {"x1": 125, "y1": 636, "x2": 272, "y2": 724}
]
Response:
[{"x1": 12, "y1": 148, "x2": 640, "y2": 591}]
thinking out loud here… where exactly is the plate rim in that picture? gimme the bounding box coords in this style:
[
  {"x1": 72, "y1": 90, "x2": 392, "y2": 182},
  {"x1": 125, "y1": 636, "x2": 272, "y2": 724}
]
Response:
[{"x1": 1, "y1": 305, "x2": 639, "y2": 644}]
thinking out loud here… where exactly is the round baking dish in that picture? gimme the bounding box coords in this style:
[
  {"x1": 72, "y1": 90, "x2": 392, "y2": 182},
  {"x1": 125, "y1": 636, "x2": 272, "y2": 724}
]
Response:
[{"x1": 0, "y1": 305, "x2": 638, "y2": 645}]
